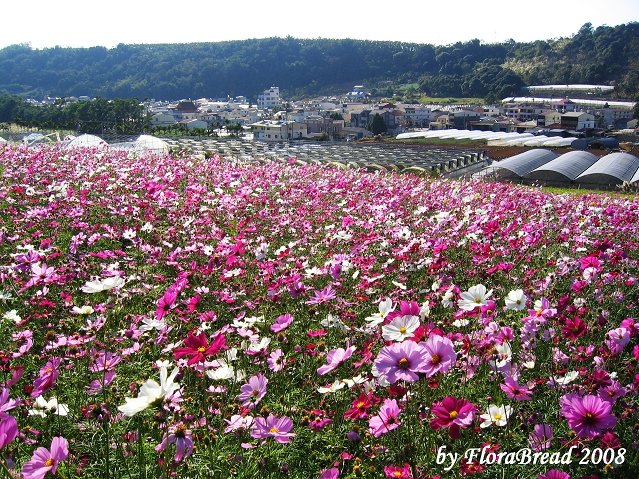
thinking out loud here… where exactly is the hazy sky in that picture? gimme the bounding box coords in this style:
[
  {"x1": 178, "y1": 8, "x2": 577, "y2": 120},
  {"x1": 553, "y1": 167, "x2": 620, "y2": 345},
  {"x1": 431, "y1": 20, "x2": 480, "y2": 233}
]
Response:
[{"x1": 2, "y1": 0, "x2": 638, "y2": 49}]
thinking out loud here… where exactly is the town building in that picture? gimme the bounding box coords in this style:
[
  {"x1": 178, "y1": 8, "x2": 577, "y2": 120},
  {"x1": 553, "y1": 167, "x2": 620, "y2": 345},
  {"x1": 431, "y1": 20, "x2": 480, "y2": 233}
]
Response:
[
  {"x1": 257, "y1": 86, "x2": 282, "y2": 110},
  {"x1": 249, "y1": 120, "x2": 307, "y2": 140}
]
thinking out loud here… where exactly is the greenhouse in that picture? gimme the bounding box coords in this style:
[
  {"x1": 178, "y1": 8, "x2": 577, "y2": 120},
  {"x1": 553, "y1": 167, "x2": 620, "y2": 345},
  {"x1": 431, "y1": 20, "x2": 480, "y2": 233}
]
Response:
[
  {"x1": 486, "y1": 149, "x2": 558, "y2": 180},
  {"x1": 575, "y1": 152, "x2": 639, "y2": 188},
  {"x1": 526, "y1": 151, "x2": 599, "y2": 185},
  {"x1": 65, "y1": 134, "x2": 108, "y2": 149}
]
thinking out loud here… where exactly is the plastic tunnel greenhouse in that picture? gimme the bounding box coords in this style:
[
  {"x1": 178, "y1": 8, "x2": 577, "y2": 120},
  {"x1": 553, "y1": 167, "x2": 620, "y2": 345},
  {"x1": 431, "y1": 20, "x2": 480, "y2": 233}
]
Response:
[
  {"x1": 486, "y1": 149, "x2": 559, "y2": 180},
  {"x1": 526, "y1": 151, "x2": 599, "y2": 185},
  {"x1": 575, "y1": 152, "x2": 639, "y2": 188}
]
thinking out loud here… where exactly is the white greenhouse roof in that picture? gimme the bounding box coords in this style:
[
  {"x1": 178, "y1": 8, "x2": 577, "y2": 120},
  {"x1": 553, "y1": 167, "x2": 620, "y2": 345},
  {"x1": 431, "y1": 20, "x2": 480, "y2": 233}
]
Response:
[
  {"x1": 527, "y1": 151, "x2": 599, "y2": 182},
  {"x1": 576, "y1": 152, "x2": 639, "y2": 185},
  {"x1": 526, "y1": 84, "x2": 615, "y2": 92},
  {"x1": 490, "y1": 149, "x2": 559, "y2": 178},
  {"x1": 66, "y1": 134, "x2": 108, "y2": 149}
]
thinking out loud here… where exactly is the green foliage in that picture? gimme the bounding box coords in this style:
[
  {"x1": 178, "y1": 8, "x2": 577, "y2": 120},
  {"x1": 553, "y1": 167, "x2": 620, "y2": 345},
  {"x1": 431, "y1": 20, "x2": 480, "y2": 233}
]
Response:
[
  {"x1": 0, "y1": 96, "x2": 148, "y2": 133},
  {"x1": 367, "y1": 113, "x2": 387, "y2": 135},
  {"x1": 0, "y1": 23, "x2": 637, "y2": 102}
]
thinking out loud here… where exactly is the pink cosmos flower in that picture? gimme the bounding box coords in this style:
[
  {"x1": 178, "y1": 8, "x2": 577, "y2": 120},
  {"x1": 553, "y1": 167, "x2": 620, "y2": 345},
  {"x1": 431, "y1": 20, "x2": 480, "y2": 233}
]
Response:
[
  {"x1": 251, "y1": 414, "x2": 296, "y2": 443},
  {"x1": 317, "y1": 345, "x2": 356, "y2": 375},
  {"x1": 374, "y1": 341, "x2": 430, "y2": 383},
  {"x1": 605, "y1": 327, "x2": 630, "y2": 354},
  {"x1": 430, "y1": 396, "x2": 476, "y2": 439},
  {"x1": 561, "y1": 394, "x2": 617, "y2": 438},
  {"x1": 155, "y1": 423, "x2": 193, "y2": 462},
  {"x1": 306, "y1": 285, "x2": 337, "y2": 305},
  {"x1": 271, "y1": 313, "x2": 294, "y2": 333},
  {"x1": 89, "y1": 350, "x2": 121, "y2": 373},
  {"x1": 420, "y1": 334, "x2": 456, "y2": 377},
  {"x1": 0, "y1": 388, "x2": 20, "y2": 413},
  {"x1": 368, "y1": 398, "x2": 401, "y2": 437},
  {"x1": 538, "y1": 470, "x2": 570, "y2": 479},
  {"x1": 384, "y1": 463, "x2": 413, "y2": 478},
  {"x1": 0, "y1": 414, "x2": 18, "y2": 449},
  {"x1": 238, "y1": 373, "x2": 268, "y2": 409},
  {"x1": 224, "y1": 414, "x2": 254, "y2": 433},
  {"x1": 500, "y1": 376, "x2": 532, "y2": 401},
  {"x1": 31, "y1": 357, "x2": 62, "y2": 398},
  {"x1": 267, "y1": 349, "x2": 285, "y2": 372},
  {"x1": 22, "y1": 436, "x2": 69, "y2": 479},
  {"x1": 529, "y1": 423, "x2": 553, "y2": 451},
  {"x1": 319, "y1": 467, "x2": 339, "y2": 479}
]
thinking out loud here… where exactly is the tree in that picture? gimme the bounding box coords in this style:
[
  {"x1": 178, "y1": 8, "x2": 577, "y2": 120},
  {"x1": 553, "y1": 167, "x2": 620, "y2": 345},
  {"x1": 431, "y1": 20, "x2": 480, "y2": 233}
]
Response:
[{"x1": 368, "y1": 113, "x2": 387, "y2": 135}]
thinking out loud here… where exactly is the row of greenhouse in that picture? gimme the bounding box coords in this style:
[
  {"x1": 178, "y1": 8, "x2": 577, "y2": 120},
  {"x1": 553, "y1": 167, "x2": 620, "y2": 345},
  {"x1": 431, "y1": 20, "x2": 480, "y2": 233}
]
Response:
[
  {"x1": 477, "y1": 149, "x2": 639, "y2": 188},
  {"x1": 396, "y1": 129, "x2": 577, "y2": 147},
  {"x1": 0, "y1": 133, "x2": 170, "y2": 155}
]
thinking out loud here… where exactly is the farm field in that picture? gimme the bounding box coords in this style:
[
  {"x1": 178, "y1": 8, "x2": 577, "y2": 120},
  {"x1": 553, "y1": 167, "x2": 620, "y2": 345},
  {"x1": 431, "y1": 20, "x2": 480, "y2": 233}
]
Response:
[{"x1": 0, "y1": 143, "x2": 638, "y2": 478}]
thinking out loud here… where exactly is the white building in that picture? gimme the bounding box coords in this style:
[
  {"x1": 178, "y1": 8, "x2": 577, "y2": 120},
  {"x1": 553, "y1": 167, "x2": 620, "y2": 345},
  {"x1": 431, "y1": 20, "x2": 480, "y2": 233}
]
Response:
[
  {"x1": 257, "y1": 86, "x2": 282, "y2": 110},
  {"x1": 249, "y1": 120, "x2": 307, "y2": 140}
]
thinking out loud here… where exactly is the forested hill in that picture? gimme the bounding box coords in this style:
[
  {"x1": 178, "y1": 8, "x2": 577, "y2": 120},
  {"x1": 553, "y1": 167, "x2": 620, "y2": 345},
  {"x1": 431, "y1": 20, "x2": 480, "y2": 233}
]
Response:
[{"x1": 1, "y1": 22, "x2": 638, "y2": 101}]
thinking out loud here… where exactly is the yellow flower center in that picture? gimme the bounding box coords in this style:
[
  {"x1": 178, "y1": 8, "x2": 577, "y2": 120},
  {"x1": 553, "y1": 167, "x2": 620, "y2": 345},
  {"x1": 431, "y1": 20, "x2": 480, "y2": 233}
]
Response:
[
  {"x1": 399, "y1": 327, "x2": 407, "y2": 334},
  {"x1": 430, "y1": 354, "x2": 441, "y2": 365},
  {"x1": 398, "y1": 357, "x2": 409, "y2": 369},
  {"x1": 494, "y1": 413, "x2": 502, "y2": 420},
  {"x1": 197, "y1": 346, "x2": 206, "y2": 353},
  {"x1": 44, "y1": 458, "x2": 54, "y2": 467},
  {"x1": 449, "y1": 410, "x2": 458, "y2": 419},
  {"x1": 269, "y1": 426, "x2": 279, "y2": 433}
]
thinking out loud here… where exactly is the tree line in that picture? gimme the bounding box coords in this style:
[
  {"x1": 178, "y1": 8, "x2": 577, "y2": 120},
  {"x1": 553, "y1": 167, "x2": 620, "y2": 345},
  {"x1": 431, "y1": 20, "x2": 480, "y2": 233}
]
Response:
[
  {"x1": 0, "y1": 22, "x2": 638, "y2": 103},
  {"x1": 0, "y1": 96, "x2": 148, "y2": 134}
]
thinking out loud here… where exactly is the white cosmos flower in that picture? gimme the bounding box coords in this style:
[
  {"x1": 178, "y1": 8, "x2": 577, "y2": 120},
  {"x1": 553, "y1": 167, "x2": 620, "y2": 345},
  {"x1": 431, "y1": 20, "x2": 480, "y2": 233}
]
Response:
[
  {"x1": 504, "y1": 289, "x2": 528, "y2": 311},
  {"x1": 81, "y1": 275, "x2": 125, "y2": 293},
  {"x1": 458, "y1": 284, "x2": 493, "y2": 311},
  {"x1": 321, "y1": 314, "x2": 350, "y2": 331},
  {"x1": 317, "y1": 379, "x2": 346, "y2": 394},
  {"x1": 381, "y1": 315, "x2": 420, "y2": 342},
  {"x1": 139, "y1": 316, "x2": 166, "y2": 332},
  {"x1": 118, "y1": 364, "x2": 180, "y2": 417},
  {"x1": 2, "y1": 309, "x2": 21, "y2": 323},
  {"x1": 206, "y1": 361, "x2": 244, "y2": 381},
  {"x1": 489, "y1": 342, "x2": 513, "y2": 370},
  {"x1": 71, "y1": 305, "x2": 95, "y2": 315},
  {"x1": 28, "y1": 396, "x2": 69, "y2": 417},
  {"x1": 480, "y1": 404, "x2": 513, "y2": 428},
  {"x1": 548, "y1": 370, "x2": 579, "y2": 387},
  {"x1": 363, "y1": 298, "x2": 395, "y2": 330}
]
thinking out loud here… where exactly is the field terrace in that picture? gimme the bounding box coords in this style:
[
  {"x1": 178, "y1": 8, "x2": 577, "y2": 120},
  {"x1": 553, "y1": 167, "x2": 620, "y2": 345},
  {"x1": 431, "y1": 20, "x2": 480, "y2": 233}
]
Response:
[{"x1": 0, "y1": 143, "x2": 638, "y2": 478}]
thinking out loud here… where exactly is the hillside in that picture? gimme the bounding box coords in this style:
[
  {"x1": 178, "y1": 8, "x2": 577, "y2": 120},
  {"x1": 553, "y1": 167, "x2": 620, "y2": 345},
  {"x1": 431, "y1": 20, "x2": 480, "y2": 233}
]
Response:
[{"x1": 0, "y1": 22, "x2": 638, "y2": 101}]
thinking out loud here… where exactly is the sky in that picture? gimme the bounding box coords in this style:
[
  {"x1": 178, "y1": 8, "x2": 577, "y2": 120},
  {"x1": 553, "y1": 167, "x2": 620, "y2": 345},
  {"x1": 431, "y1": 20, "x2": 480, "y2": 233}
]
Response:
[{"x1": 2, "y1": 0, "x2": 638, "y2": 50}]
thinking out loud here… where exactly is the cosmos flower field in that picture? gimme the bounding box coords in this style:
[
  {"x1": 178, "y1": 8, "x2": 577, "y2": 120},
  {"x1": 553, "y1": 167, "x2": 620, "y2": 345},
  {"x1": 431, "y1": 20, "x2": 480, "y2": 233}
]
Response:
[{"x1": 0, "y1": 143, "x2": 638, "y2": 479}]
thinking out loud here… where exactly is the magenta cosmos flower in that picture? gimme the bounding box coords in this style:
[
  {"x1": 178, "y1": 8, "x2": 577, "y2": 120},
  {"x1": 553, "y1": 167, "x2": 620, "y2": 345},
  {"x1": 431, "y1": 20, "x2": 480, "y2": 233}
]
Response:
[
  {"x1": 419, "y1": 334, "x2": 456, "y2": 377},
  {"x1": 374, "y1": 341, "x2": 429, "y2": 383},
  {"x1": 430, "y1": 396, "x2": 476, "y2": 439},
  {"x1": 538, "y1": 470, "x2": 570, "y2": 479},
  {"x1": 251, "y1": 414, "x2": 296, "y2": 443},
  {"x1": 173, "y1": 331, "x2": 226, "y2": 365},
  {"x1": 561, "y1": 394, "x2": 617, "y2": 438},
  {"x1": 0, "y1": 414, "x2": 18, "y2": 449},
  {"x1": 22, "y1": 436, "x2": 69, "y2": 479},
  {"x1": 384, "y1": 463, "x2": 413, "y2": 478}
]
